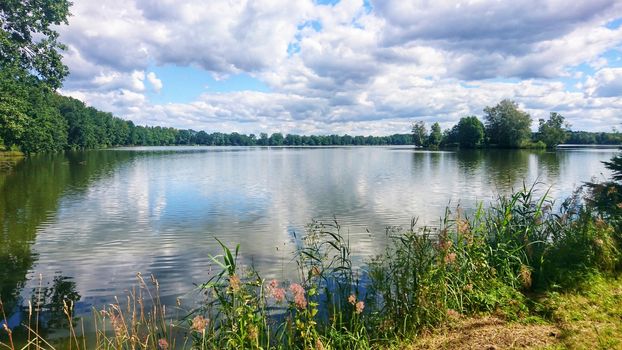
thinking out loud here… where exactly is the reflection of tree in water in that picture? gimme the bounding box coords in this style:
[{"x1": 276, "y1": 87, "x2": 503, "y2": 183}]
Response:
[
  {"x1": 0, "y1": 151, "x2": 134, "y2": 314},
  {"x1": 28, "y1": 274, "x2": 81, "y2": 331},
  {"x1": 410, "y1": 151, "x2": 444, "y2": 177},
  {"x1": 456, "y1": 150, "x2": 484, "y2": 175},
  {"x1": 536, "y1": 151, "x2": 563, "y2": 183},
  {"x1": 483, "y1": 150, "x2": 532, "y2": 190}
]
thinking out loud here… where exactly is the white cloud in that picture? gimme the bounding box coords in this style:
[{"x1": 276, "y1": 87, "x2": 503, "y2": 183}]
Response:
[
  {"x1": 58, "y1": 0, "x2": 622, "y2": 133},
  {"x1": 146, "y1": 72, "x2": 163, "y2": 93},
  {"x1": 585, "y1": 67, "x2": 622, "y2": 97}
]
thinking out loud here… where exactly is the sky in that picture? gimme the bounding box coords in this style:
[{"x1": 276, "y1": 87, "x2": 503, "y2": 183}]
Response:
[{"x1": 57, "y1": 0, "x2": 622, "y2": 135}]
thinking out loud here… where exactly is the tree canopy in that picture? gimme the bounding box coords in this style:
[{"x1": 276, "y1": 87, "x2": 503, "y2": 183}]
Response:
[
  {"x1": 537, "y1": 112, "x2": 569, "y2": 149},
  {"x1": 484, "y1": 99, "x2": 532, "y2": 148},
  {"x1": 0, "y1": 0, "x2": 72, "y2": 89},
  {"x1": 456, "y1": 116, "x2": 485, "y2": 148},
  {"x1": 428, "y1": 122, "x2": 442, "y2": 148},
  {"x1": 411, "y1": 121, "x2": 427, "y2": 147}
]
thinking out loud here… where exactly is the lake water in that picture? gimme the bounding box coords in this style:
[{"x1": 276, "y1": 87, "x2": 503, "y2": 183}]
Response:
[{"x1": 0, "y1": 146, "x2": 618, "y2": 328}]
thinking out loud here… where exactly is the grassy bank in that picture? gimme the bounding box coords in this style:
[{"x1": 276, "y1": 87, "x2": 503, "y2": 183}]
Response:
[
  {"x1": 0, "y1": 151, "x2": 24, "y2": 157},
  {"x1": 408, "y1": 274, "x2": 622, "y2": 349},
  {"x1": 0, "y1": 151, "x2": 24, "y2": 171},
  {"x1": 1, "y1": 155, "x2": 621, "y2": 349}
]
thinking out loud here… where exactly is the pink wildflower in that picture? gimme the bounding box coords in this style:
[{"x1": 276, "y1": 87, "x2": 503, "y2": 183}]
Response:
[
  {"x1": 268, "y1": 280, "x2": 286, "y2": 302},
  {"x1": 355, "y1": 301, "x2": 365, "y2": 314},
  {"x1": 289, "y1": 283, "x2": 304, "y2": 295},
  {"x1": 272, "y1": 287, "x2": 286, "y2": 302},
  {"x1": 191, "y1": 315, "x2": 208, "y2": 332},
  {"x1": 289, "y1": 283, "x2": 307, "y2": 309},
  {"x1": 444, "y1": 252, "x2": 457, "y2": 265},
  {"x1": 158, "y1": 338, "x2": 169, "y2": 350}
]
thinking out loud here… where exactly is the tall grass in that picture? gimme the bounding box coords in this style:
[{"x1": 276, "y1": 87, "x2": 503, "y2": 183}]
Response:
[{"x1": 2, "y1": 182, "x2": 621, "y2": 349}]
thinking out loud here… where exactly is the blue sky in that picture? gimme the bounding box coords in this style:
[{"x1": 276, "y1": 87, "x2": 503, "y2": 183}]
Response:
[
  {"x1": 145, "y1": 66, "x2": 270, "y2": 104},
  {"x1": 59, "y1": 0, "x2": 622, "y2": 134}
]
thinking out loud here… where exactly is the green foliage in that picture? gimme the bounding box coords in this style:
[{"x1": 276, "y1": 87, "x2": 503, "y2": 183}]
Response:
[
  {"x1": 456, "y1": 116, "x2": 485, "y2": 148},
  {"x1": 269, "y1": 132, "x2": 284, "y2": 146},
  {"x1": 484, "y1": 100, "x2": 532, "y2": 148},
  {"x1": 586, "y1": 153, "x2": 622, "y2": 241},
  {"x1": 0, "y1": 0, "x2": 71, "y2": 89},
  {"x1": 0, "y1": 76, "x2": 28, "y2": 149},
  {"x1": 0, "y1": 68, "x2": 67, "y2": 154},
  {"x1": 567, "y1": 130, "x2": 622, "y2": 145},
  {"x1": 538, "y1": 112, "x2": 569, "y2": 149},
  {"x1": 428, "y1": 122, "x2": 442, "y2": 148},
  {"x1": 543, "y1": 275, "x2": 622, "y2": 349},
  {"x1": 520, "y1": 140, "x2": 547, "y2": 149},
  {"x1": 411, "y1": 121, "x2": 428, "y2": 147}
]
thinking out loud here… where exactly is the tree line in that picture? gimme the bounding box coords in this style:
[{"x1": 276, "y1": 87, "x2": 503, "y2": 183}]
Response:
[
  {"x1": 0, "y1": 77, "x2": 414, "y2": 154},
  {"x1": 412, "y1": 99, "x2": 622, "y2": 150}
]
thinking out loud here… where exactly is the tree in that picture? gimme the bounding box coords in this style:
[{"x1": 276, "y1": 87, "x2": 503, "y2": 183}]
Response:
[
  {"x1": 175, "y1": 129, "x2": 193, "y2": 145},
  {"x1": 484, "y1": 100, "x2": 532, "y2": 148},
  {"x1": 411, "y1": 121, "x2": 428, "y2": 147},
  {"x1": 1, "y1": 0, "x2": 72, "y2": 89},
  {"x1": 269, "y1": 132, "x2": 284, "y2": 146},
  {"x1": 428, "y1": 122, "x2": 442, "y2": 148},
  {"x1": 0, "y1": 68, "x2": 67, "y2": 153},
  {"x1": 258, "y1": 133, "x2": 269, "y2": 146},
  {"x1": 537, "y1": 112, "x2": 569, "y2": 149},
  {"x1": 0, "y1": 69, "x2": 29, "y2": 148},
  {"x1": 456, "y1": 116, "x2": 485, "y2": 148},
  {"x1": 586, "y1": 152, "x2": 622, "y2": 231}
]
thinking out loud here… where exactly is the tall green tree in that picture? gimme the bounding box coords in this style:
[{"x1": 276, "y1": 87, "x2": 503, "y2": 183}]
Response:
[
  {"x1": 0, "y1": 69, "x2": 28, "y2": 148},
  {"x1": 411, "y1": 121, "x2": 428, "y2": 147},
  {"x1": 0, "y1": 69, "x2": 67, "y2": 153},
  {"x1": 484, "y1": 99, "x2": 532, "y2": 148},
  {"x1": 537, "y1": 112, "x2": 569, "y2": 149},
  {"x1": 428, "y1": 122, "x2": 442, "y2": 148},
  {"x1": 456, "y1": 116, "x2": 485, "y2": 148},
  {"x1": 1, "y1": 0, "x2": 72, "y2": 89},
  {"x1": 269, "y1": 132, "x2": 284, "y2": 146}
]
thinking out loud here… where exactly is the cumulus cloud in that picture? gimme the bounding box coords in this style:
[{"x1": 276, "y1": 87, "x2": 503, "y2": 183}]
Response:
[
  {"x1": 585, "y1": 67, "x2": 622, "y2": 97},
  {"x1": 58, "y1": 0, "x2": 622, "y2": 133},
  {"x1": 146, "y1": 72, "x2": 163, "y2": 93}
]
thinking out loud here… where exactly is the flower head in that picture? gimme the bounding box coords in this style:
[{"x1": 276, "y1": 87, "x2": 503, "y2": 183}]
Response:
[
  {"x1": 444, "y1": 252, "x2": 457, "y2": 265},
  {"x1": 355, "y1": 301, "x2": 365, "y2": 314},
  {"x1": 289, "y1": 283, "x2": 307, "y2": 309},
  {"x1": 191, "y1": 315, "x2": 208, "y2": 332},
  {"x1": 272, "y1": 287, "x2": 286, "y2": 302},
  {"x1": 266, "y1": 279, "x2": 286, "y2": 302},
  {"x1": 519, "y1": 265, "x2": 532, "y2": 289},
  {"x1": 158, "y1": 338, "x2": 169, "y2": 350},
  {"x1": 229, "y1": 275, "x2": 241, "y2": 292}
]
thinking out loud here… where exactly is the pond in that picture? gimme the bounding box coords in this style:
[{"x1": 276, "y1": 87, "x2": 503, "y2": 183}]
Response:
[{"x1": 0, "y1": 146, "x2": 617, "y2": 330}]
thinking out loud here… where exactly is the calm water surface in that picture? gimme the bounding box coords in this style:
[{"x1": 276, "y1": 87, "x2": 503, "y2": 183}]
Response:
[{"x1": 0, "y1": 146, "x2": 617, "y2": 326}]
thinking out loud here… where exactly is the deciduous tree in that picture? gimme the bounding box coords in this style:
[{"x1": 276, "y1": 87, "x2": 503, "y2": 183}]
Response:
[
  {"x1": 537, "y1": 112, "x2": 569, "y2": 149},
  {"x1": 484, "y1": 100, "x2": 532, "y2": 148}
]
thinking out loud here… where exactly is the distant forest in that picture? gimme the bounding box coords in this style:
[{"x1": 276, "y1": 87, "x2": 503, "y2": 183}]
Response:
[{"x1": 1, "y1": 69, "x2": 620, "y2": 155}]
